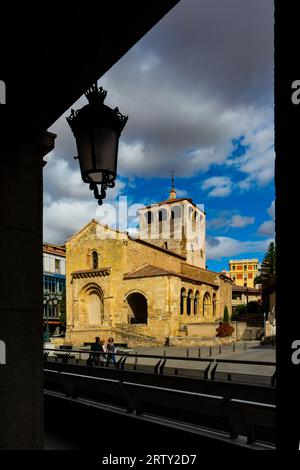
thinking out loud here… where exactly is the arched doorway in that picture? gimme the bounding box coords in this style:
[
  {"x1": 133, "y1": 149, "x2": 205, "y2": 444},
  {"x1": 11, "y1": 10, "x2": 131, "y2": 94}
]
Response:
[
  {"x1": 203, "y1": 292, "x2": 211, "y2": 319},
  {"x1": 80, "y1": 284, "x2": 104, "y2": 325},
  {"x1": 127, "y1": 292, "x2": 148, "y2": 324},
  {"x1": 88, "y1": 291, "x2": 102, "y2": 324}
]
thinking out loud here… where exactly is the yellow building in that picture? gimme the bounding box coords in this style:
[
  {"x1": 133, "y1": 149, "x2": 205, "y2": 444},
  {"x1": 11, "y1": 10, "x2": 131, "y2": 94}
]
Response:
[
  {"x1": 65, "y1": 188, "x2": 232, "y2": 347},
  {"x1": 229, "y1": 259, "x2": 259, "y2": 288}
]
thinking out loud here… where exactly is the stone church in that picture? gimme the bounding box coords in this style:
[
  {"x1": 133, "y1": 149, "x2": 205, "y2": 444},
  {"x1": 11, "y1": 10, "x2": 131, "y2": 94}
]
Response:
[{"x1": 65, "y1": 185, "x2": 232, "y2": 346}]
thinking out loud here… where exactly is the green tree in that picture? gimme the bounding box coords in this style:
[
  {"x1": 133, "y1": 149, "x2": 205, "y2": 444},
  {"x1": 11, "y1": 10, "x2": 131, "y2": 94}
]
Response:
[
  {"x1": 254, "y1": 241, "x2": 276, "y2": 313},
  {"x1": 254, "y1": 241, "x2": 276, "y2": 289},
  {"x1": 223, "y1": 305, "x2": 229, "y2": 323}
]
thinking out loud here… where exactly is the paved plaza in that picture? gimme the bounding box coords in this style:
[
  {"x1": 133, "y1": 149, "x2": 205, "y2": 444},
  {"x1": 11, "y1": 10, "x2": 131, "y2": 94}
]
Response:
[{"x1": 128, "y1": 342, "x2": 276, "y2": 381}]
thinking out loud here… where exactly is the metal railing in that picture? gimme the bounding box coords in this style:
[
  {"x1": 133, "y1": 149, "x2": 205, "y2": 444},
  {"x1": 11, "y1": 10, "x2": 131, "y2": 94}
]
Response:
[
  {"x1": 44, "y1": 368, "x2": 276, "y2": 448},
  {"x1": 43, "y1": 347, "x2": 276, "y2": 386}
]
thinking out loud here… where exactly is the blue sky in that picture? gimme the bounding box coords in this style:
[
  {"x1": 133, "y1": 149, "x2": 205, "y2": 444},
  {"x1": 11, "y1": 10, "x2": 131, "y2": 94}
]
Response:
[{"x1": 44, "y1": 0, "x2": 274, "y2": 273}]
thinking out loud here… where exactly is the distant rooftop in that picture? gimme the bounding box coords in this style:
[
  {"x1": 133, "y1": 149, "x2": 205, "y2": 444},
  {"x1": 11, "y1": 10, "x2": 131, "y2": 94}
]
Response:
[
  {"x1": 229, "y1": 259, "x2": 259, "y2": 263},
  {"x1": 43, "y1": 242, "x2": 66, "y2": 257}
]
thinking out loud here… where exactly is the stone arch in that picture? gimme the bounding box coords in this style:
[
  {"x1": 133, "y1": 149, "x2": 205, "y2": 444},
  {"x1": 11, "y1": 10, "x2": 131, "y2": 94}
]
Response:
[
  {"x1": 203, "y1": 292, "x2": 211, "y2": 319},
  {"x1": 187, "y1": 289, "x2": 193, "y2": 315},
  {"x1": 170, "y1": 205, "x2": 182, "y2": 239},
  {"x1": 146, "y1": 211, "x2": 152, "y2": 224},
  {"x1": 194, "y1": 290, "x2": 200, "y2": 315},
  {"x1": 80, "y1": 283, "x2": 104, "y2": 325},
  {"x1": 180, "y1": 287, "x2": 186, "y2": 315},
  {"x1": 158, "y1": 208, "x2": 168, "y2": 237},
  {"x1": 125, "y1": 291, "x2": 148, "y2": 324}
]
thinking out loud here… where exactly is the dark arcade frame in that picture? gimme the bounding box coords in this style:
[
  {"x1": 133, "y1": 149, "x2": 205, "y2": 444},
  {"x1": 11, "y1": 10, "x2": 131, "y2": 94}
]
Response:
[{"x1": 0, "y1": 0, "x2": 300, "y2": 457}]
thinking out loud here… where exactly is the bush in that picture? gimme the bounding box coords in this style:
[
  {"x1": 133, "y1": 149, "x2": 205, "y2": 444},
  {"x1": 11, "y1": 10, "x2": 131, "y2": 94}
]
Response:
[
  {"x1": 216, "y1": 322, "x2": 235, "y2": 337},
  {"x1": 223, "y1": 305, "x2": 229, "y2": 322},
  {"x1": 235, "y1": 304, "x2": 247, "y2": 315}
]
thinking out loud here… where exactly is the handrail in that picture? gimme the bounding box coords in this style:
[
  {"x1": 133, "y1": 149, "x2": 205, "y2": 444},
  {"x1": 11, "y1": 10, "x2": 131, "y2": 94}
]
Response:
[{"x1": 43, "y1": 348, "x2": 275, "y2": 366}]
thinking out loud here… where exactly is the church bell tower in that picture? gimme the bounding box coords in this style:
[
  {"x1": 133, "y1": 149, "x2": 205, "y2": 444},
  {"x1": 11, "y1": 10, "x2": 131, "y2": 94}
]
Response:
[{"x1": 138, "y1": 174, "x2": 206, "y2": 268}]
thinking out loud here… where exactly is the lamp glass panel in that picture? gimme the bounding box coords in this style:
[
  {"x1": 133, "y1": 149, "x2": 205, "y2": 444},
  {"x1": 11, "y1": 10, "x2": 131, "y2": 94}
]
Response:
[
  {"x1": 93, "y1": 126, "x2": 118, "y2": 176},
  {"x1": 75, "y1": 128, "x2": 93, "y2": 175}
]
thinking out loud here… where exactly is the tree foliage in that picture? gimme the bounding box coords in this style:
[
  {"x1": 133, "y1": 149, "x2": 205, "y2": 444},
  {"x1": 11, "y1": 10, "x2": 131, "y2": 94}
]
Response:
[
  {"x1": 223, "y1": 305, "x2": 229, "y2": 322},
  {"x1": 254, "y1": 241, "x2": 276, "y2": 289},
  {"x1": 254, "y1": 241, "x2": 276, "y2": 313}
]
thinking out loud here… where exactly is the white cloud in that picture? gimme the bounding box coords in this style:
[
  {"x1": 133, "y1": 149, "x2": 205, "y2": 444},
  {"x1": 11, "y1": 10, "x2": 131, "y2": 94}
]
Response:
[
  {"x1": 231, "y1": 215, "x2": 255, "y2": 228},
  {"x1": 235, "y1": 125, "x2": 275, "y2": 189},
  {"x1": 207, "y1": 212, "x2": 255, "y2": 230},
  {"x1": 207, "y1": 236, "x2": 271, "y2": 260},
  {"x1": 202, "y1": 176, "x2": 233, "y2": 197},
  {"x1": 175, "y1": 189, "x2": 188, "y2": 198},
  {"x1": 258, "y1": 200, "x2": 275, "y2": 235},
  {"x1": 43, "y1": 157, "x2": 127, "y2": 243}
]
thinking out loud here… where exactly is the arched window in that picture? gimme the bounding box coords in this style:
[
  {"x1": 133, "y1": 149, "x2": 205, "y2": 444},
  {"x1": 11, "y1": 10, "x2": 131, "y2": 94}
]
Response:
[
  {"x1": 180, "y1": 288, "x2": 186, "y2": 315},
  {"x1": 187, "y1": 289, "x2": 193, "y2": 315},
  {"x1": 92, "y1": 251, "x2": 98, "y2": 269},
  {"x1": 170, "y1": 205, "x2": 182, "y2": 237},
  {"x1": 158, "y1": 208, "x2": 168, "y2": 237},
  {"x1": 159, "y1": 210, "x2": 167, "y2": 222},
  {"x1": 213, "y1": 293, "x2": 217, "y2": 317},
  {"x1": 203, "y1": 292, "x2": 211, "y2": 319},
  {"x1": 194, "y1": 291, "x2": 200, "y2": 315}
]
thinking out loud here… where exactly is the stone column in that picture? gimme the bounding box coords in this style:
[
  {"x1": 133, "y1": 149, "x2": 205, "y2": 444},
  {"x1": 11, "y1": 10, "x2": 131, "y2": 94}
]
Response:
[
  {"x1": 182, "y1": 293, "x2": 187, "y2": 316},
  {"x1": 190, "y1": 294, "x2": 194, "y2": 316},
  {"x1": 0, "y1": 131, "x2": 56, "y2": 449}
]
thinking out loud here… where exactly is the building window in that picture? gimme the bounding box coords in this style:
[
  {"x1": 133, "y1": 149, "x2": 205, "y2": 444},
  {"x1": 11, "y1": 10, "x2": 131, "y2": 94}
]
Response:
[
  {"x1": 244, "y1": 265, "x2": 247, "y2": 271},
  {"x1": 232, "y1": 265, "x2": 235, "y2": 271},
  {"x1": 232, "y1": 275, "x2": 236, "y2": 281},
  {"x1": 244, "y1": 282, "x2": 247, "y2": 287},
  {"x1": 243, "y1": 274, "x2": 247, "y2": 279},
  {"x1": 232, "y1": 292, "x2": 241, "y2": 300},
  {"x1": 147, "y1": 211, "x2": 152, "y2": 224},
  {"x1": 55, "y1": 259, "x2": 61, "y2": 273},
  {"x1": 92, "y1": 251, "x2": 98, "y2": 269}
]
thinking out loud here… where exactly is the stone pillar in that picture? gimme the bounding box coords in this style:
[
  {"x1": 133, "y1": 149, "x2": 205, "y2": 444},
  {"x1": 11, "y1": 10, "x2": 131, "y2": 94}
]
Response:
[
  {"x1": 190, "y1": 295, "x2": 194, "y2": 316},
  {"x1": 0, "y1": 131, "x2": 56, "y2": 449},
  {"x1": 182, "y1": 294, "x2": 187, "y2": 316}
]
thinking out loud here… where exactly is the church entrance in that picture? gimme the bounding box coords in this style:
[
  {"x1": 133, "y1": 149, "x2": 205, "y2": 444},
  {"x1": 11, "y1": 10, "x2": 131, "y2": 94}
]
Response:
[{"x1": 127, "y1": 292, "x2": 148, "y2": 324}]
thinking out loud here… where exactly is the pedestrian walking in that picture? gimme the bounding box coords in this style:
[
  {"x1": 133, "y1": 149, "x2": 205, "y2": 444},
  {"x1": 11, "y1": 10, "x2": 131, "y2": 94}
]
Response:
[
  {"x1": 90, "y1": 336, "x2": 103, "y2": 366},
  {"x1": 106, "y1": 337, "x2": 117, "y2": 367}
]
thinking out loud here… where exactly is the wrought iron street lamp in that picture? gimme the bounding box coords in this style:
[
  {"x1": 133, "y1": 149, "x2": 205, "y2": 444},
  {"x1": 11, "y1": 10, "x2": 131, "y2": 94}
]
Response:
[
  {"x1": 43, "y1": 294, "x2": 60, "y2": 342},
  {"x1": 66, "y1": 83, "x2": 128, "y2": 205}
]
